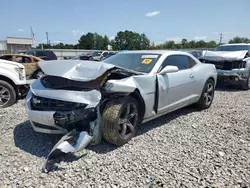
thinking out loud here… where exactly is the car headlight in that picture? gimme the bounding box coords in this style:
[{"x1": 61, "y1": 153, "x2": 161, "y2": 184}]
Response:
[{"x1": 14, "y1": 67, "x2": 25, "y2": 80}]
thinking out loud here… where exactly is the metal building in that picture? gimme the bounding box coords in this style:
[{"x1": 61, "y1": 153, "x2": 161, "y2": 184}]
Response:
[{"x1": 0, "y1": 37, "x2": 33, "y2": 54}]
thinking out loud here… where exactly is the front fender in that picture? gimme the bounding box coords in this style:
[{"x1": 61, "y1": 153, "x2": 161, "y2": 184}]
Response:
[{"x1": 0, "y1": 68, "x2": 26, "y2": 85}]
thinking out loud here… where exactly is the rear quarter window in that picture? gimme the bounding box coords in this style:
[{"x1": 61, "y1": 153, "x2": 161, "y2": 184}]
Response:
[{"x1": 45, "y1": 51, "x2": 57, "y2": 59}]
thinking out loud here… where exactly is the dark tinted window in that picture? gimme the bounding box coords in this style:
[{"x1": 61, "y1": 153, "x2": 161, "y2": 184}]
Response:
[
  {"x1": 44, "y1": 51, "x2": 57, "y2": 60},
  {"x1": 216, "y1": 45, "x2": 250, "y2": 51},
  {"x1": 160, "y1": 55, "x2": 189, "y2": 71},
  {"x1": 36, "y1": 51, "x2": 46, "y2": 56},
  {"x1": 188, "y1": 57, "x2": 197, "y2": 68},
  {"x1": 0, "y1": 55, "x2": 12, "y2": 61},
  {"x1": 26, "y1": 51, "x2": 34, "y2": 56}
]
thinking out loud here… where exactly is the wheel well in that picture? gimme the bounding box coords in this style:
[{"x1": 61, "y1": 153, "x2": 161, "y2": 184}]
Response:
[
  {"x1": 0, "y1": 75, "x2": 17, "y2": 92},
  {"x1": 208, "y1": 77, "x2": 215, "y2": 83},
  {"x1": 130, "y1": 89, "x2": 145, "y2": 124}
]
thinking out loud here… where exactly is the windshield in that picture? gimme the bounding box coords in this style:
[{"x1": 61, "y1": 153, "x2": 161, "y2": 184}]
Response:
[
  {"x1": 103, "y1": 53, "x2": 161, "y2": 73},
  {"x1": 92, "y1": 51, "x2": 102, "y2": 56},
  {"x1": 216, "y1": 45, "x2": 250, "y2": 51}
]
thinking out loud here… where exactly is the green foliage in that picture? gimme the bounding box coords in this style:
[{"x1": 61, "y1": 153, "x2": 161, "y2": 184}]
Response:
[
  {"x1": 150, "y1": 39, "x2": 218, "y2": 49},
  {"x1": 229, "y1": 37, "x2": 250, "y2": 44},
  {"x1": 36, "y1": 31, "x2": 250, "y2": 50}
]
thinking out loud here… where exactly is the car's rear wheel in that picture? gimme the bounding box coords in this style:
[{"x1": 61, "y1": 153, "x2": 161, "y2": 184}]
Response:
[
  {"x1": 195, "y1": 79, "x2": 215, "y2": 110},
  {"x1": 101, "y1": 97, "x2": 139, "y2": 146},
  {"x1": 0, "y1": 80, "x2": 16, "y2": 108}
]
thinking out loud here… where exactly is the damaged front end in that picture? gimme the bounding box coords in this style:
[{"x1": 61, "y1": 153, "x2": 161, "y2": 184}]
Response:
[
  {"x1": 200, "y1": 50, "x2": 250, "y2": 86},
  {"x1": 25, "y1": 60, "x2": 144, "y2": 172}
]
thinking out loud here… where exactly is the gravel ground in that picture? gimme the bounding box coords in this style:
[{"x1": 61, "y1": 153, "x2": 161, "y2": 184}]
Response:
[{"x1": 0, "y1": 88, "x2": 250, "y2": 188}]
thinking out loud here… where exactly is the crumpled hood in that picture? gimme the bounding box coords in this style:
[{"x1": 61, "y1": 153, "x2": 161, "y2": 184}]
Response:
[
  {"x1": 200, "y1": 50, "x2": 249, "y2": 61},
  {"x1": 0, "y1": 59, "x2": 25, "y2": 68},
  {"x1": 38, "y1": 60, "x2": 116, "y2": 82}
]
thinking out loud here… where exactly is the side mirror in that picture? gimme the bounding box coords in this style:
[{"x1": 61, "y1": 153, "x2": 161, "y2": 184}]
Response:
[{"x1": 159, "y1": 66, "x2": 179, "y2": 75}]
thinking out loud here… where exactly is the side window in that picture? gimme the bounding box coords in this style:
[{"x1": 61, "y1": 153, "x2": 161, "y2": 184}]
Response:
[
  {"x1": 15, "y1": 56, "x2": 23, "y2": 63},
  {"x1": 15, "y1": 56, "x2": 31, "y2": 63},
  {"x1": 159, "y1": 55, "x2": 189, "y2": 72},
  {"x1": 0, "y1": 56, "x2": 12, "y2": 61},
  {"x1": 37, "y1": 51, "x2": 46, "y2": 57},
  {"x1": 103, "y1": 52, "x2": 108, "y2": 57},
  {"x1": 188, "y1": 56, "x2": 197, "y2": 68},
  {"x1": 45, "y1": 51, "x2": 57, "y2": 59}
]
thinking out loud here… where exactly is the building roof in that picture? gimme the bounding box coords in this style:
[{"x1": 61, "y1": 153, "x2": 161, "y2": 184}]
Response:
[{"x1": 6, "y1": 37, "x2": 33, "y2": 45}]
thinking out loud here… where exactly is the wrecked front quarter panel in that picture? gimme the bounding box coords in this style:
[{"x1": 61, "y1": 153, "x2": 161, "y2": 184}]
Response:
[
  {"x1": 105, "y1": 74, "x2": 157, "y2": 118},
  {"x1": 201, "y1": 50, "x2": 249, "y2": 61}
]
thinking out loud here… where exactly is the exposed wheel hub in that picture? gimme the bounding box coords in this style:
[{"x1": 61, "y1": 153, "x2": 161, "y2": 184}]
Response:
[
  {"x1": 118, "y1": 102, "x2": 138, "y2": 140},
  {"x1": 203, "y1": 82, "x2": 214, "y2": 106},
  {"x1": 0, "y1": 86, "x2": 10, "y2": 106}
]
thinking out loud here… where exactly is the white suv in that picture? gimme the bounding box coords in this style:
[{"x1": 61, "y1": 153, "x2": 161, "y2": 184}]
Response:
[{"x1": 0, "y1": 59, "x2": 29, "y2": 108}]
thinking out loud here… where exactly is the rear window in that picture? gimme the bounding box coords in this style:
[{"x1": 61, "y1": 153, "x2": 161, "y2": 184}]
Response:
[
  {"x1": 46, "y1": 51, "x2": 57, "y2": 59},
  {"x1": 216, "y1": 45, "x2": 250, "y2": 51},
  {"x1": 26, "y1": 51, "x2": 34, "y2": 55},
  {"x1": 36, "y1": 51, "x2": 46, "y2": 56}
]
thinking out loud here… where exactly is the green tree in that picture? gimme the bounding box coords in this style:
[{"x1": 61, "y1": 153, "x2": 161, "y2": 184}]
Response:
[
  {"x1": 140, "y1": 33, "x2": 150, "y2": 50},
  {"x1": 229, "y1": 37, "x2": 250, "y2": 44},
  {"x1": 163, "y1": 41, "x2": 175, "y2": 49},
  {"x1": 78, "y1": 32, "x2": 95, "y2": 49},
  {"x1": 93, "y1": 33, "x2": 104, "y2": 50},
  {"x1": 103, "y1": 35, "x2": 110, "y2": 50},
  {"x1": 112, "y1": 30, "x2": 151, "y2": 50},
  {"x1": 181, "y1": 38, "x2": 188, "y2": 48}
]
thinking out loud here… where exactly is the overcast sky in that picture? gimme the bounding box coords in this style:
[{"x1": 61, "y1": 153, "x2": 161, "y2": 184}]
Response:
[{"x1": 1, "y1": 0, "x2": 250, "y2": 45}]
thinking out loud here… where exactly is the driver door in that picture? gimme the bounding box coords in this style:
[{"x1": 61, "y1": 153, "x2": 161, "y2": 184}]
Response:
[{"x1": 157, "y1": 55, "x2": 197, "y2": 113}]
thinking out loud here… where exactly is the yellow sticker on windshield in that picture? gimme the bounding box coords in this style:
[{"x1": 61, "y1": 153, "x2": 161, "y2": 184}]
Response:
[{"x1": 141, "y1": 59, "x2": 152, "y2": 64}]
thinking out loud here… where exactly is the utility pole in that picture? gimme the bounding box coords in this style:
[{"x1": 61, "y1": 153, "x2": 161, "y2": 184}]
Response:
[
  {"x1": 46, "y1": 32, "x2": 49, "y2": 45},
  {"x1": 219, "y1": 33, "x2": 223, "y2": 45}
]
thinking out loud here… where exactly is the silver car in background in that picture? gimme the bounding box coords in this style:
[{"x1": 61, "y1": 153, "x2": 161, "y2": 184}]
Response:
[
  {"x1": 26, "y1": 50, "x2": 217, "y2": 146},
  {"x1": 199, "y1": 43, "x2": 250, "y2": 90}
]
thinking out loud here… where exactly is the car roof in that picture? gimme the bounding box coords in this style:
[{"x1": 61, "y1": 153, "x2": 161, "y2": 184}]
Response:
[
  {"x1": 26, "y1": 49, "x2": 53, "y2": 52},
  {"x1": 0, "y1": 54, "x2": 44, "y2": 60},
  {"x1": 219, "y1": 43, "x2": 250, "y2": 46},
  {"x1": 0, "y1": 54, "x2": 32, "y2": 57},
  {"x1": 119, "y1": 50, "x2": 192, "y2": 56}
]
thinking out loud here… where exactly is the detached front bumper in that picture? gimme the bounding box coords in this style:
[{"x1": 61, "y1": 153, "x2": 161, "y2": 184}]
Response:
[
  {"x1": 217, "y1": 69, "x2": 249, "y2": 85},
  {"x1": 26, "y1": 91, "x2": 97, "y2": 134},
  {"x1": 26, "y1": 92, "x2": 68, "y2": 134}
]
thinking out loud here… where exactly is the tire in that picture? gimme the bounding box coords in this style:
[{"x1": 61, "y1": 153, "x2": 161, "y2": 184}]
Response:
[
  {"x1": 241, "y1": 72, "x2": 250, "y2": 90},
  {"x1": 0, "y1": 80, "x2": 16, "y2": 108},
  {"x1": 101, "y1": 97, "x2": 139, "y2": 146},
  {"x1": 195, "y1": 79, "x2": 215, "y2": 110}
]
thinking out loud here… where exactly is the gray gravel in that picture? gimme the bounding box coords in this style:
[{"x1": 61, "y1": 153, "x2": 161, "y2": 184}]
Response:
[{"x1": 0, "y1": 88, "x2": 250, "y2": 188}]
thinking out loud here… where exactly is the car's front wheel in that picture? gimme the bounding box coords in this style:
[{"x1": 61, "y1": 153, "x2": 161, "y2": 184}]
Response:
[
  {"x1": 101, "y1": 97, "x2": 139, "y2": 146},
  {"x1": 0, "y1": 80, "x2": 16, "y2": 108},
  {"x1": 195, "y1": 79, "x2": 215, "y2": 110}
]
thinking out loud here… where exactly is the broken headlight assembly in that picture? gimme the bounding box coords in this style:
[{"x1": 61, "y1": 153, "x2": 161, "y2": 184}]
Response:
[
  {"x1": 30, "y1": 94, "x2": 87, "y2": 111},
  {"x1": 14, "y1": 67, "x2": 25, "y2": 80}
]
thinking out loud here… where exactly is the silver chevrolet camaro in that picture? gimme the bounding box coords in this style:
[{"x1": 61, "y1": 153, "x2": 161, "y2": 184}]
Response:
[{"x1": 26, "y1": 50, "x2": 217, "y2": 147}]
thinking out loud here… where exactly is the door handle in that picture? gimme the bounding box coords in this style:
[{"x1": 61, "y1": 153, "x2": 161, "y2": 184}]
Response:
[{"x1": 189, "y1": 74, "x2": 195, "y2": 79}]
